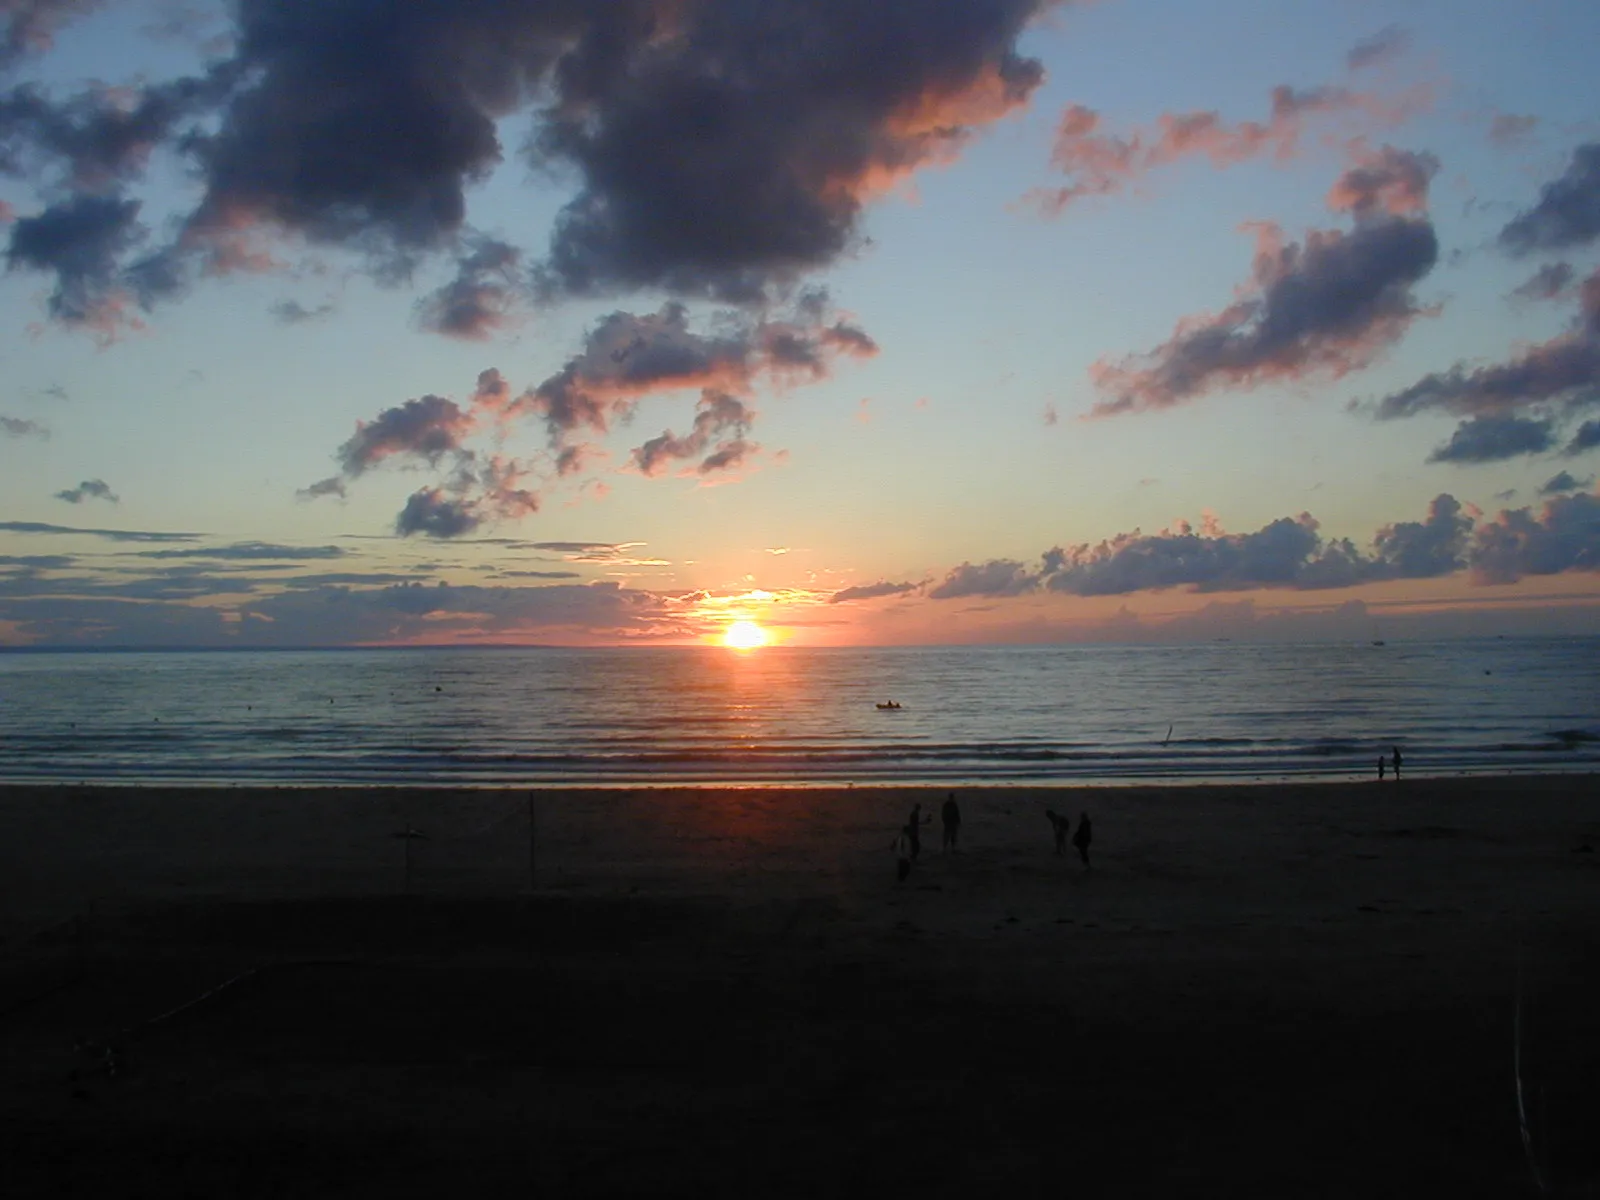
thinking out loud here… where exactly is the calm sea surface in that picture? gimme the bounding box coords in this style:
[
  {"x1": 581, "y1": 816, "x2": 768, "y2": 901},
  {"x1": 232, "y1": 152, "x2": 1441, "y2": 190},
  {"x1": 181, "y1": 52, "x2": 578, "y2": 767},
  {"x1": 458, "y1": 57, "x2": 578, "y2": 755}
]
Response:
[{"x1": 0, "y1": 639, "x2": 1597, "y2": 787}]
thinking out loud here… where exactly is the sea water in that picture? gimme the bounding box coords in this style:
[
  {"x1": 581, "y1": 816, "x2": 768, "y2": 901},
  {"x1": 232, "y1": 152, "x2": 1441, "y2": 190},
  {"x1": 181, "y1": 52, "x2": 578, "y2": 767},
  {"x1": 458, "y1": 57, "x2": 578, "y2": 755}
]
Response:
[{"x1": 0, "y1": 639, "x2": 1597, "y2": 786}]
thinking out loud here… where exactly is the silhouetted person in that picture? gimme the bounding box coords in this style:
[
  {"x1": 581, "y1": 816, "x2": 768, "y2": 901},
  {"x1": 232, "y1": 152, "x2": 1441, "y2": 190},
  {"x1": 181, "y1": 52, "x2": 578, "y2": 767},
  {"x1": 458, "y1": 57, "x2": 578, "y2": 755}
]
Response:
[
  {"x1": 1377, "y1": 755, "x2": 1386, "y2": 781},
  {"x1": 907, "y1": 803, "x2": 929, "y2": 861},
  {"x1": 1046, "y1": 809, "x2": 1070, "y2": 855},
  {"x1": 891, "y1": 825, "x2": 914, "y2": 882},
  {"x1": 941, "y1": 793, "x2": 962, "y2": 852},
  {"x1": 1073, "y1": 812, "x2": 1092, "y2": 867},
  {"x1": 1392, "y1": 746, "x2": 1403, "y2": 779}
]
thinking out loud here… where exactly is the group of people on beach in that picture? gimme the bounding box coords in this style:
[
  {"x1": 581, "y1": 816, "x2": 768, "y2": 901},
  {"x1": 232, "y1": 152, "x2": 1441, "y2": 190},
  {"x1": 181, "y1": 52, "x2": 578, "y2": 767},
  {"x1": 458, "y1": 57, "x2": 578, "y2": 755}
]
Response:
[
  {"x1": 892, "y1": 794, "x2": 1091, "y2": 882},
  {"x1": 1377, "y1": 746, "x2": 1403, "y2": 781}
]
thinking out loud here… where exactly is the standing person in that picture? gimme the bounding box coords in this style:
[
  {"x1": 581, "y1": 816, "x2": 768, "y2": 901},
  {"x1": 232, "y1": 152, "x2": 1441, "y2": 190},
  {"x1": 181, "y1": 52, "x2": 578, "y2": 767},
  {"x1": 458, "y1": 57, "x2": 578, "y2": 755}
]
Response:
[
  {"x1": 891, "y1": 824, "x2": 914, "y2": 882},
  {"x1": 941, "y1": 793, "x2": 962, "y2": 853},
  {"x1": 1392, "y1": 746, "x2": 1403, "y2": 779},
  {"x1": 1046, "y1": 809, "x2": 1070, "y2": 855},
  {"x1": 1377, "y1": 755, "x2": 1386, "y2": 781},
  {"x1": 906, "y1": 803, "x2": 929, "y2": 861},
  {"x1": 1072, "y1": 812, "x2": 1092, "y2": 868}
]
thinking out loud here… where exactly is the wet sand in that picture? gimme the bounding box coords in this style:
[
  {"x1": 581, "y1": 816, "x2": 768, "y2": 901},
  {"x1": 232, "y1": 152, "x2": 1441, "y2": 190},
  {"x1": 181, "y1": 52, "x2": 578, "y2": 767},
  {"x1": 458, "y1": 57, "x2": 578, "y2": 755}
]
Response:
[{"x1": 2, "y1": 776, "x2": 1598, "y2": 1196}]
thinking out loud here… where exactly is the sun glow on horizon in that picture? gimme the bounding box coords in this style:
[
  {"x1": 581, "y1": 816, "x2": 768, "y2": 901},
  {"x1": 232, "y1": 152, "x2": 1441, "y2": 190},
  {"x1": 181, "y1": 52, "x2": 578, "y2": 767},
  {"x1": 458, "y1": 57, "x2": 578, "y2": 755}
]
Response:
[{"x1": 722, "y1": 620, "x2": 770, "y2": 650}]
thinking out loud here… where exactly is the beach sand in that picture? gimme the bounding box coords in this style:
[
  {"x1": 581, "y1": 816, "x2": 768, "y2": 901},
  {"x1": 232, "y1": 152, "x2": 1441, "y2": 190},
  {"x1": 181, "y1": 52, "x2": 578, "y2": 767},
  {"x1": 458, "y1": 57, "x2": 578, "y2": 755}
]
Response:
[{"x1": 2, "y1": 776, "x2": 1598, "y2": 1196}]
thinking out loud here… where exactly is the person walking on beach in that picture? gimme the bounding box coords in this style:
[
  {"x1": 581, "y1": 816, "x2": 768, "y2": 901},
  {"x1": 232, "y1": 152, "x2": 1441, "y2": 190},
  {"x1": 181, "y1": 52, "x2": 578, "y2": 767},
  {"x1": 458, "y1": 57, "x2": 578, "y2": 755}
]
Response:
[
  {"x1": 1046, "y1": 809, "x2": 1070, "y2": 855},
  {"x1": 941, "y1": 793, "x2": 962, "y2": 853},
  {"x1": 907, "y1": 803, "x2": 929, "y2": 861},
  {"x1": 891, "y1": 823, "x2": 915, "y2": 882},
  {"x1": 1377, "y1": 754, "x2": 1386, "y2": 781},
  {"x1": 1072, "y1": 812, "x2": 1092, "y2": 868},
  {"x1": 1392, "y1": 746, "x2": 1403, "y2": 779}
]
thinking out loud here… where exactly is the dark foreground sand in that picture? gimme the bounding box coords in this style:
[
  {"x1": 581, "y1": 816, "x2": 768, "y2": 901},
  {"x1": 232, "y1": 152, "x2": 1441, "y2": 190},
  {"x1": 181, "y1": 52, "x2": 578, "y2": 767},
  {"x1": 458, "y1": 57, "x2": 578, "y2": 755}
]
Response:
[{"x1": 2, "y1": 776, "x2": 1598, "y2": 1197}]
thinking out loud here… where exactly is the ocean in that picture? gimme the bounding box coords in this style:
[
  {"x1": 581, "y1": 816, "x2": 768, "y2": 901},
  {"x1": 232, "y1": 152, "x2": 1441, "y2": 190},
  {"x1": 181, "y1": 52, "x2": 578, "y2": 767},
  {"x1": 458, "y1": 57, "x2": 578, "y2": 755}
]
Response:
[{"x1": 1, "y1": 638, "x2": 1597, "y2": 787}]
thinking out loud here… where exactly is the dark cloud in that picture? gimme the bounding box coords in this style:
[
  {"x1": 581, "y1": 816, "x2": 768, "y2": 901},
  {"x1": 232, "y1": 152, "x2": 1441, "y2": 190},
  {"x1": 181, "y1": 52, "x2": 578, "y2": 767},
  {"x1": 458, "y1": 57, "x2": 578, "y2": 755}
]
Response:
[
  {"x1": 276, "y1": 572, "x2": 427, "y2": 588},
  {"x1": 270, "y1": 298, "x2": 335, "y2": 324},
  {"x1": 379, "y1": 454, "x2": 538, "y2": 540},
  {"x1": 336, "y1": 394, "x2": 474, "y2": 476},
  {"x1": 181, "y1": 1, "x2": 548, "y2": 267},
  {"x1": 1092, "y1": 214, "x2": 1438, "y2": 415},
  {"x1": 1540, "y1": 470, "x2": 1592, "y2": 496},
  {"x1": 1510, "y1": 261, "x2": 1574, "y2": 303},
  {"x1": 4, "y1": 192, "x2": 143, "y2": 336},
  {"x1": 632, "y1": 389, "x2": 754, "y2": 476},
  {"x1": 2, "y1": 413, "x2": 46, "y2": 436},
  {"x1": 927, "y1": 496, "x2": 1475, "y2": 601},
  {"x1": 0, "y1": 518, "x2": 200, "y2": 542},
  {"x1": 929, "y1": 559, "x2": 1037, "y2": 600},
  {"x1": 1426, "y1": 415, "x2": 1555, "y2": 464},
  {"x1": 0, "y1": 573, "x2": 699, "y2": 647},
  {"x1": 0, "y1": 0, "x2": 1049, "y2": 330},
  {"x1": 415, "y1": 236, "x2": 523, "y2": 339},
  {"x1": 515, "y1": 297, "x2": 875, "y2": 450},
  {"x1": 0, "y1": 73, "x2": 222, "y2": 192},
  {"x1": 535, "y1": 0, "x2": 1047, "y2": 300},
  {"x1": 1566, "y1": 420, "x2": 1600, "y2": 456},
  {"x1": 1471, "y1": 491, "x2": 1600, "y2": 583},
  {"x1": 395, "y1": 487, "x2": 481, "y2": 539},
  {"x1": 829, "y1": 581, "x2": 921, "y2": 604},
  {"x1": 695, "y1": 438, "x2": 756, "y2": 475},
  {"x1": 53, "y1": 477, "x2": 118, "y2": 503},
  {"x1": 233, "y1": 579, "x2": 685, "y2": 646},
  {"x1": 1347, "y1": 25, "x2": 1411, "y2": 71},
  {"x1": 1368, "y1": 266, "x2": 1600, "y2": 460},
  {"x1": 317, "y1": 297, "x2": 872, "y2": 536},
  {"x1": 1042, "y1": 515, "x2": 1329, "y2": 595},
  {"x1": 133, "y1": 541, "x2": 346, "y2": 561},
  {"x1": 1498, "y1": 143, "x2": 1600, "y2": 256},
  {"x1": 1373, "y1": 338, "x2": 1600, "y2": 420},
  {"x1": 296, "y1": 476, "x2": 346, "y2": 501},
  {"x1": 1488, "y1": 113, "x2": 1538, "y2": 149},
  {"x1": 1372, "y1": 494, "x2": 1474, "y2": 577}
]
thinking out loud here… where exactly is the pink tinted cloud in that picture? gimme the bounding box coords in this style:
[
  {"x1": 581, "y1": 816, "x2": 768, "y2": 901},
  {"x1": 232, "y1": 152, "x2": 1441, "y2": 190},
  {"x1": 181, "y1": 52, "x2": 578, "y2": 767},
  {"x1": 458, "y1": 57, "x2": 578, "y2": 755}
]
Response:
[
  {"x1": 515, "y1": 297, "x2": 876, "y2": 452},
  {"x1": 1032, "y1": 83, "x2": 1430, "y2": 214},
  {"x1": 1326, "y1": 145, "x2": 1438, "y2": 216}
]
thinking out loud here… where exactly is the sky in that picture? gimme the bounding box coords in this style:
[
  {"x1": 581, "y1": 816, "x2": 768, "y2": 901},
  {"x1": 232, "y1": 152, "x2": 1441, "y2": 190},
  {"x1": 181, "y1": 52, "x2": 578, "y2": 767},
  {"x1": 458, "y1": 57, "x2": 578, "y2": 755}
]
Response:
[{"x1": 1, "y1": 0, "x2": 1599, "y2": 649}]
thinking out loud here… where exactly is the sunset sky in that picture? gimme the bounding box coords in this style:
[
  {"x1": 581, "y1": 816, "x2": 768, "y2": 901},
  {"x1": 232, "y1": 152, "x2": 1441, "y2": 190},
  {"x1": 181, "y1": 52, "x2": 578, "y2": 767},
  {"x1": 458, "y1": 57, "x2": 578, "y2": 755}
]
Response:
[{"x1": 2, "y1": 0, "x2": 1598, "y2": 648}]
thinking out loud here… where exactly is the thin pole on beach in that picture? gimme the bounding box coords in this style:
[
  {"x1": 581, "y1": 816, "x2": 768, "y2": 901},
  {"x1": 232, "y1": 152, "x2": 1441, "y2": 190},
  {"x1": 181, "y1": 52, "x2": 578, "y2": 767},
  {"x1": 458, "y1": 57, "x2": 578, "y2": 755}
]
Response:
[{"x1": 394, "y1": 827, "x2": 428, "y2": 893}]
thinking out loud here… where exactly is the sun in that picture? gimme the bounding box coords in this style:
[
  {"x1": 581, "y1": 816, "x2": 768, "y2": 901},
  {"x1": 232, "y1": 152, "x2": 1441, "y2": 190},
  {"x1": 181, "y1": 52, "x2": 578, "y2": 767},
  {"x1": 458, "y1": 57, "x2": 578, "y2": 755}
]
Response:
[{"x1": 722, "y1": 620, "x2": 769, "y2": 650}]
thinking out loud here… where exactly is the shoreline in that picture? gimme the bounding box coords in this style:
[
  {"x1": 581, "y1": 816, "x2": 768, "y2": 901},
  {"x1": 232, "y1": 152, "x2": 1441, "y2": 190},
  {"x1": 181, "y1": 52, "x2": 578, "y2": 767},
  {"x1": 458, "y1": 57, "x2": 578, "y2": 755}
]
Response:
[{"x1": 2, "y1": 766, "x2": 1595, "y2": 790}]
